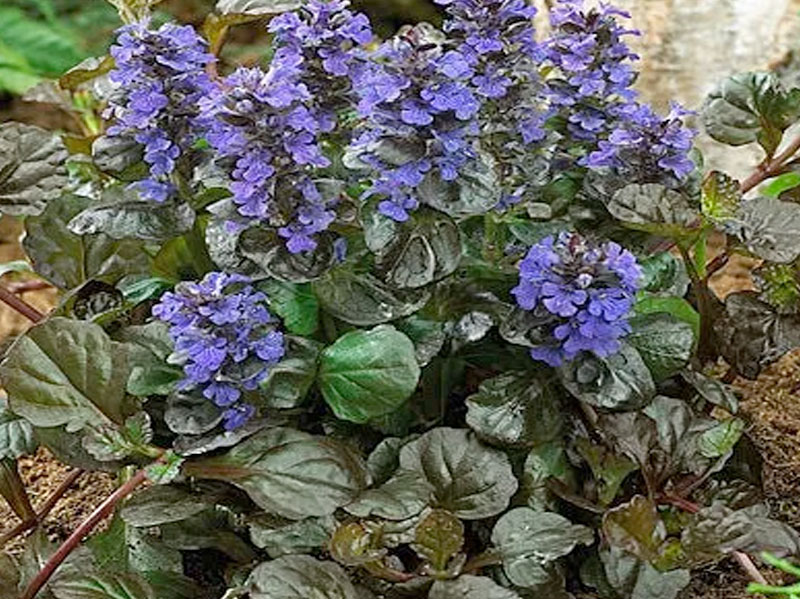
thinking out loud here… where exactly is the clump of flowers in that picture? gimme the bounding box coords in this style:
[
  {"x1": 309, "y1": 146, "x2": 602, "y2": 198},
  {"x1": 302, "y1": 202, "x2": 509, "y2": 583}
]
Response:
[
  {"x1": 152, "y1": 272, "x2": 285, "y2": 430},
  {"x1": 106, "y1": 21, "x2": 215, "y2": 202},
  {"x1": 199, "y1": 0, "x2": 371, "y2": 253},
  {"x1": 349, "y1": 23, "x2": 484, "y2": 222},
  {"x1": 545, "y1": 0, "x2": 696, "y2": 183},
  {"x1": 511, "y1": 232, "x2": 642, "y2": 367}
]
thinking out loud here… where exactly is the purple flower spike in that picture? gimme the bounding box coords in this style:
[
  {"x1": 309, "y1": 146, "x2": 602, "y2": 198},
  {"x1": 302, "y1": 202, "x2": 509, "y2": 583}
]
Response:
[
  {"x1": 106, "y1": 21, "x2": 215, "y2": 202},
  {"x1": 153, "y1": 272, "x2": 286, "y2": 430},
  {"x1": 512, "y1": 232, "x2": 642, "y2": 367}
]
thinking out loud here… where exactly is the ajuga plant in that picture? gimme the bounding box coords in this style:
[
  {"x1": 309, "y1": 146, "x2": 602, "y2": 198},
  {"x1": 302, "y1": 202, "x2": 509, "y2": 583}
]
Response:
[{"x1": 4, "y1": 1, "x2": 800, "y2": 598}]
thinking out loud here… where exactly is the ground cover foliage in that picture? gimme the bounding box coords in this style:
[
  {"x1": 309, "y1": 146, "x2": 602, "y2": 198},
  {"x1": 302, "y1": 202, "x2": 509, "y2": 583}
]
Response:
[{"x1": 4, "y1": 0, "x2": 800, "y2": 597}]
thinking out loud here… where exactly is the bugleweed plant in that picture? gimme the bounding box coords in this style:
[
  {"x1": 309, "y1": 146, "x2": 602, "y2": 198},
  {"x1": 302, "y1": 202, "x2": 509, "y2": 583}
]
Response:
[{"x1": 4, "y1": 0, "x2": 800, "y2": 598}]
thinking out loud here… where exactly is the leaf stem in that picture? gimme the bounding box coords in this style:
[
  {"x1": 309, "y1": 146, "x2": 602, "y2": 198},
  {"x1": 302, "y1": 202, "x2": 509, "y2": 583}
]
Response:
[
  {"x1": 740, "y1": 134, "x2": 800, "y2": 194},
  {"x1": 0, "y1": 468, "x2": 83, "y2": 549},
  {"x1": 20, "y1": 466, "x2": 150, "y2": 599},
  {"x1": 0, "y1": 284, "x2": 45, "y2": 323}
]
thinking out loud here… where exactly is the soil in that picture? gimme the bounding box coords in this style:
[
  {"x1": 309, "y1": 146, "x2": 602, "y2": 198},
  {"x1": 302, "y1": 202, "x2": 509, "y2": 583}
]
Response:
[{"x1": 0, "y1": 220, "x2": 798, "y2": 597}]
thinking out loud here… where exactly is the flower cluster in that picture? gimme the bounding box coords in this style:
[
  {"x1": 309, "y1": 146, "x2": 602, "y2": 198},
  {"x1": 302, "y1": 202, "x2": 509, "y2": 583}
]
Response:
[
  {"x1": 349, "y1": 23, "x2": 484, "y2": 221},
  {"x1": 544, "y1": 0, "x2": 696, "y2": 182},
  {"x1": 511, "y1": 232, "x2": 642, "y2": 367},
  {"x1": 106, "y1": 21, "x2": 215, "y2": 202},
  {"x1": 153, "y1": 272, "x2": 285, "y2": 430},
  {"x1": 437, "y1": 0, "x2": 545, "y2": 142},
  {"x1": 199, "y1": 0, "x2": 371, "y2": 253}
]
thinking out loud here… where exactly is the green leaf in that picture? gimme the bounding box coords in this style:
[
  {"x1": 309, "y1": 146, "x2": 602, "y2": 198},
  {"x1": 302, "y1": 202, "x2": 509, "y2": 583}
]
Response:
[
  {"x1": 364, "y1": 206, "x2": 461, "y2": 289},
  {"x1": 184, "y1": 427, "x2": 367, "y2": 519},
  {"x1": 144, "y1": 450, "x2": 184, "y2": 485},
  {"x1": 365, "y1": 436, "x2": 417, "y2": 485},
  {"x1": 714, "y1": 291, "x2": 800, "y2": 379},
  {"x1": 313, "y1": 268, "x2": 430, "y2": 326},
  {"x1": 82, "y1": 412, "x2": 154, "y2": 462},
  {"x1": 92, "y1": 136, "x2": 144, "y2": 177},
  {"x1": 698, "y1": 419, "x2": 745, "y2": 459},
  {"x1": 558, "y1": 343, "x2": 655, "y2": 410},
  {"x1": 764, "y1": 172, "x2": 800, "y2": 197},
  {"x1": 346, "y1": 470, "x2": 434, "y2": 521},
  {"x1": 319, "y1": 325, "x2": 420, "y2": 424},
  {"x1": 0, "y1": 259, "x2": 33, "y2": 279},
  {"x1": 50, "y1": 572, "x2": 156, "y2": 599},
  {"x1": 681, "y1": 370, "x2": 739, "y2": 413},
  {"x1": 729, "y1": 197, "x2": 800, "y2": 264},
  {"x1": 626, "y1": 314, "x2": 695, "y2": 381},
  {"x1": 701, "y1": 171, "x2": 741, "y2": 221},
  {"x1": 682, "y1": 504, "x2": 800, "y2": 565},
  {"x1": 702, "y1": 72, "x2": 800, "y2": 154},
  {"x1": 163, "y1": 393, "x2": 221, "y2": 436},
  {"x1": 151, "y1": 228, "x2": 213, "y2": 283},
  {"x1": 412, "y1": 509, "x2": 464, "y2": 572},
  {"x1": 491, "y1": 507, "x2": 593, "y2": 588},
  {"x1": 590, "y1": 548, "x2": 690, "y2": 599},
  {"x1": 248, "y1": 514, "x2": 336, "y2": 558},
  {"x1": 260, "y1": 335, "x2": 321, "y2": 409},
  {"x1": 575, "y1": 438, "x2": 638, "y2": 506},
  {"x1": 159, "y1": 509, "x2": 255, "y2": 563},
  {"x1": 0, "y1": 317, "x2": 137, "y2": 432},
  {"x1": 634, "y1": 296, "x2": 700, "y2": 340},
  {"x1": 395, "y1": 316, "x2": 446, "y2": 367},
  {"x1": 603, "y1": 496, "x2": 666, "y2": 562},
  {"x1": 0, "y1": 400, "x2": 36, "y2": 460},
  {"x1": 116, "y1": 322, "x2": 183, "y2": 398},
  {"x1": 465, "y1": 372, "x2": 563, "y2": 447},
  {"x1": 398, "y1": 428, "x2": 517, "y2": 519},
  {"x1": 429, "y1": 576, "x2": 521, "y2": 599},
  {"x1": 260, "y1": 280, "x2": 319, "y2": 335},
  {"x1": 216, "y1": 0, "x2": 302, "y2": 15},
  {"x1": 120, "y1": 485, "x2": 211, "y2": 528},
  {"x1": 59, "y1": 55, "x2": 115, "y2": 91},
  {"x1": 417, "y1": 150, "x2": 501, "y2": 217},
  {"x1": 638, "y1": 253, "x2": 690, "y2": 297},
  {"x1": 246, "y1": 556, "x2": 359, "y2": 599},
  {"x1": 239, "y1": 227, "x2": 337, "y2": 283},
  {"x1": 521, "y1": 442, "x2": 573, "y2": 511},
  {"x1": 606, "y1": 184, "x2": 699, "y2": 240},
  {"x1": 0, "y1": 7, "x2": 84, "y2": 76},
  {"x1": 756, "y1": 262, "x2": 800, "y2": 312},
  {"x1": 68, "y1": 188, "x2": 195, "y2": 242},
  {"x1": 0, "y1": 122, "x2": 68, "y2": 216},
  {"x1": 23, "y1": 193, "x2": 149, "y2": 290},
  {"x1": 329, "y1": 521, "x2": 385, "y2": 567}
]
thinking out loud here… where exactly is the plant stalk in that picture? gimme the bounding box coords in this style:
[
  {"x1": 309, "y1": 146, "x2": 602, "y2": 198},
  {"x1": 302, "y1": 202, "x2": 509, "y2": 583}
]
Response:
[
  {"x1": 0, "y1": 284, "x2": 45, "y2": 323},
  {"x1": 0, "y1": 468, "x2": 83, "y2": 549},
  {"x1": 740, "y1": 134, "x2": 800, "y2": 194},
  {"x1": 20, "y1": 467, "x2": 149, "y2": 599}
]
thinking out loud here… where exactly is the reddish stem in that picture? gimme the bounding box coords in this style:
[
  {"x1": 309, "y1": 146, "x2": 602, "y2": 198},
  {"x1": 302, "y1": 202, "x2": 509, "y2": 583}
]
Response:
[
  {"x1": 20, "y1": 468, "x2": 148, "y2": 599},
  {"x1": 0, "y1": 284, "x2": 45, "y2": 323},
  {"x1": 7, "y1": 280, "x2": 53, "y2": 294},
  {"x1": 740, "y1": 135, "x2": 800, "y2": 194},
  {"x1": 0, "y1": 469, "x2": 83, "y2": 549}
]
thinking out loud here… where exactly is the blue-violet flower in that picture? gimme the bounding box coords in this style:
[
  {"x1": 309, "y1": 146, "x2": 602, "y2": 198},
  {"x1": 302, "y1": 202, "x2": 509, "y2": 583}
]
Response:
[
  {"x1": 511, "y1": 232, "x2": 642, "y2": 367},
  {"x1": 153, "y1": 272, "x2": 285, "y2": 430}
]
